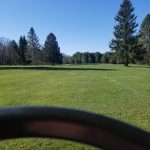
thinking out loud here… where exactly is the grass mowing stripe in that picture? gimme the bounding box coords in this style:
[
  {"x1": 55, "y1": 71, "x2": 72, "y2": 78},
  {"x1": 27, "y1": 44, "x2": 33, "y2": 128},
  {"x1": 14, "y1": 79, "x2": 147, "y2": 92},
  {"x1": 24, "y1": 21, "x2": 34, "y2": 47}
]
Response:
[{"x1": 0, "y1": 64, "x2": 149, "y2": 149}]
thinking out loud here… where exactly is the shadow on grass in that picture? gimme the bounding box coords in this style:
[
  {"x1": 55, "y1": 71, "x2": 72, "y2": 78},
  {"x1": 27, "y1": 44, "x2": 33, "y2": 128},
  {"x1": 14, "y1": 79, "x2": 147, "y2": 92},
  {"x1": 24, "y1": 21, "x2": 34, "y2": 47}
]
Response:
[
  {"x1": 128, "y1": 65, "x2": 150, "y2": 69},
  {"x1": 0, "y1": 66, "x2": 117, "y2": 71}
]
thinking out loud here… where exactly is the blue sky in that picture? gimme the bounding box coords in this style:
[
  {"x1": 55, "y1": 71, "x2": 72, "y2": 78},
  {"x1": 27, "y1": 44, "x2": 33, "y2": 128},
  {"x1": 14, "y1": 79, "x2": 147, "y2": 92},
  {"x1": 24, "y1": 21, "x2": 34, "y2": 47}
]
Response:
[{"x1": 0, "y1": 0, "x2": 149, "y2": 55}]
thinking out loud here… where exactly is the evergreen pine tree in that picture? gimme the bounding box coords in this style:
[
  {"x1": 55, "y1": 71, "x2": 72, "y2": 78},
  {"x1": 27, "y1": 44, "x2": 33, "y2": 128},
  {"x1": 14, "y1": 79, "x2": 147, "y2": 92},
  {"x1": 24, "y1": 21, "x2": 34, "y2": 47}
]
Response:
[
  {"x1": 26, "y1": 27, "x2": 41, "y2": 64},
  {"x1": 18, "y1": 36, "x2": 28, "y2": 65},
  {"x1": 129, "y1": 35, "x2": 146, "y2": 63},
  {"x1": 139, "y1": 14, "x2": 150, "y2": 64},
  {"x1": 109, "y1": 0, "x2": 138, "y2": 66},
  {"x1": 44, "y1": 33, "x2": 62, "y2": 65}
]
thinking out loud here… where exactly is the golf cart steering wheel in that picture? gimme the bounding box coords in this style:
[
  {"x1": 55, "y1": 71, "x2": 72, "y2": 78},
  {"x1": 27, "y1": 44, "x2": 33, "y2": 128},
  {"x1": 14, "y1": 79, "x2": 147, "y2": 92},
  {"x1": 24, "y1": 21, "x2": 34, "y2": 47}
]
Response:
[{"x1": 0, "y1": 106, "x2": 149, "y2": 150}]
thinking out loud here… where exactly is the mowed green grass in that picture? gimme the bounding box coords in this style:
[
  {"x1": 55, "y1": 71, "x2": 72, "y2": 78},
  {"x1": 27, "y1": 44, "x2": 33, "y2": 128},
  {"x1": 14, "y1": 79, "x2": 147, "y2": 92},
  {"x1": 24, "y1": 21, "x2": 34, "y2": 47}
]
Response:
[{"x1": 0, "y1": 64, "x2": 149, "y2": 149}]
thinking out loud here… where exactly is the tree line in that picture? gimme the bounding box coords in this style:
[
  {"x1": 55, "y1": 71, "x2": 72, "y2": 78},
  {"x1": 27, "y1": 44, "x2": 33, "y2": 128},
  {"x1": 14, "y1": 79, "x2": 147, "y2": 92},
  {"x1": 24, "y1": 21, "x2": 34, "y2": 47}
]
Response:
[
  {"x1": 0, "y1": 27, "x2": 62, "y2": 65},
  {"x1": 71, "y1": 0, "x2": 150, "y2": 66},
  {"x1": 0, "y1": 0, "x2": 150, "y2": 66},
  {"x1": 69, "y1": 51, "x2": 122, "y2": 64}
]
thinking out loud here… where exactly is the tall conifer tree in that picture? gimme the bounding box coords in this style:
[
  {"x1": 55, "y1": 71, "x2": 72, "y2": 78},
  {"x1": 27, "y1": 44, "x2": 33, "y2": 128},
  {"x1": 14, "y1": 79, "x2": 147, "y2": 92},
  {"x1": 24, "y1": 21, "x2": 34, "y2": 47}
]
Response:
[
  {"x1": 44, "y1": 33, "x2": 62, "y2": 65},
  {"x1": 18, "y1": 36, "x2": 28, "y2": 65},
  {"x1": 109, "y1": 0, "x2": 138, "y2": 66},
  {"x1": 26, "y1": 27, "x2": 40, "y2": 64}
]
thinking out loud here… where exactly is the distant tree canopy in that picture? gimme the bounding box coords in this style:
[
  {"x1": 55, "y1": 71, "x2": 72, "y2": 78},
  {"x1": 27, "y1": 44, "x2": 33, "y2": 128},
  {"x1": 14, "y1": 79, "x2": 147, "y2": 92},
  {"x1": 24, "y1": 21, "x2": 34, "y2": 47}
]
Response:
[
  {"x1": 7, "y1": 40, "x2": 19, "y2": 65},
  {"x1": 0, "y1": 38, "x2": 19, "y2": 65},
  {"x1": 62, "y1": 54, "x2": 73, "y2": 64},
  {"x1": 73, "y1": 52, "x2": 102, "y2": 64}
]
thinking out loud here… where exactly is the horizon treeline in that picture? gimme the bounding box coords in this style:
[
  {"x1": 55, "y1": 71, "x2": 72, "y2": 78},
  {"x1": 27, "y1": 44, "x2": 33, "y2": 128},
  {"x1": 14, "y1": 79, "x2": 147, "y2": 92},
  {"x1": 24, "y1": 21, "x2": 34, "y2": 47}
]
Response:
[
  {"x1": 0, "y1": 0, "x2": 150, "y2": 66},
  {"x1": 0, "y1": 27, "x2": 62, "y2": 65}
]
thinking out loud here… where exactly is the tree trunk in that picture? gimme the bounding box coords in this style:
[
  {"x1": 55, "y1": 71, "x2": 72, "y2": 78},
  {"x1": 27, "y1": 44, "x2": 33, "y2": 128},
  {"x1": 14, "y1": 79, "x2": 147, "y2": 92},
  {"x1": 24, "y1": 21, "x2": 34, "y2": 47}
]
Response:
[{"x1": 124, "y1": 48, "x2": 129, "y2": 67}]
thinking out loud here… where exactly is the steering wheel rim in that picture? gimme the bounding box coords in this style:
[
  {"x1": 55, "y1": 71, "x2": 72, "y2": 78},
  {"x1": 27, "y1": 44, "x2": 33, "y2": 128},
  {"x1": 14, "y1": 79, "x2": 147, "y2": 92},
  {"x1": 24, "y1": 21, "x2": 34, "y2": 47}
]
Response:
[{"x1": 0, "y1": 106, "x2": 149, "y2": 150}]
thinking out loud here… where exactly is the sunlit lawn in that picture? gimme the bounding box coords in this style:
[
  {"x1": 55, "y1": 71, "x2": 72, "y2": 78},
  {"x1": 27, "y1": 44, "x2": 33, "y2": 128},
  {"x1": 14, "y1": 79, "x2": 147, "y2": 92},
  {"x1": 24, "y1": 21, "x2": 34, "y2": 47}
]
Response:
[{"x1": 0, "y1": 64, "x2": 149, "y2": 149}]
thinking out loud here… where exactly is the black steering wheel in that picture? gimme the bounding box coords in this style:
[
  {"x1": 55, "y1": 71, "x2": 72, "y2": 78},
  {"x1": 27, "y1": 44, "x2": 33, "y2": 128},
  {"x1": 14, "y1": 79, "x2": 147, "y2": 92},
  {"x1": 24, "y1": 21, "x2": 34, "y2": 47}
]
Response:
[{"x1": 0, "y1": 106, "x2": 149, "y2": 150}]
